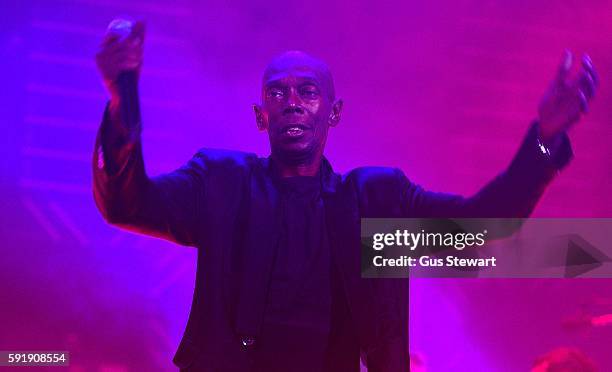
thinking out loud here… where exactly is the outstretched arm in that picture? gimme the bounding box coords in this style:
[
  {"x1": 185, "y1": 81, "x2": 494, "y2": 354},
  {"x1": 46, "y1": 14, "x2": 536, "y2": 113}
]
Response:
[
  {"x1": 401, "y1": 121, "x2": 572, "y2": 219},
  {"x1": 403, "y1": 51, "x2": 598, "y2": 219},
  {"x1": 92, "y1": 19, "x2": 203, "y2": 247},
  {"x1": 365, "y1": 53, "x2": 598, "y2": 372}
]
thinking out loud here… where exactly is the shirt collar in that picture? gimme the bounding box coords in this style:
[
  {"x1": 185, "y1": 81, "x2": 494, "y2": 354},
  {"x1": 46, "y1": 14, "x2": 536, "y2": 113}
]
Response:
[{"x1": 263, "y1": 155, "x2": 341, "y2": 195}]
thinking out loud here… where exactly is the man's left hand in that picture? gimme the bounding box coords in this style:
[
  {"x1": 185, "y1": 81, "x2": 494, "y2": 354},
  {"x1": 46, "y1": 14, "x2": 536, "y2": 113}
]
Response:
[{"x1": 538, "y1": 50, "x2": 599, "y2": 143}]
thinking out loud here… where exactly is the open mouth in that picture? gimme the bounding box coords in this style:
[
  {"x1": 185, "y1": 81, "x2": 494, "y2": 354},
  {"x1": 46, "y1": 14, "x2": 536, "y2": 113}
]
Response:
[{"x1": 281, "y1": 124, "x2": 309, "y2": 137}]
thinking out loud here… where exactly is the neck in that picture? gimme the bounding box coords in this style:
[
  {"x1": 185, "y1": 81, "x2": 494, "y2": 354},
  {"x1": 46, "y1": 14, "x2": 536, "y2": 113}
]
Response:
[{"x1": 271, "y1": 152, "x2": 323, "y2": 177}]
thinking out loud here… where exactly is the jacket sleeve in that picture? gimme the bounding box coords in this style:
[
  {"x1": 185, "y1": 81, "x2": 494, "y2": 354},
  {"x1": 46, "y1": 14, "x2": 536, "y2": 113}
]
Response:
[
  {"x1": 365, "y1": 123, "x2": 573, "y2": 372},
  {"x1": 400, "y1": 122, "x2": 573, "y2": 218},
  {"x1": 92, "y1": 103, "x2": 206, "y2": 247}
]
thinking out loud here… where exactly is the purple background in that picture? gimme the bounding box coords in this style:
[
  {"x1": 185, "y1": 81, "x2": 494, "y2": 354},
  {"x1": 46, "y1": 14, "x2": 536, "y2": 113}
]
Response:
[{"x1": 2, "y1": 0, "x2": 612, "y2": 370}]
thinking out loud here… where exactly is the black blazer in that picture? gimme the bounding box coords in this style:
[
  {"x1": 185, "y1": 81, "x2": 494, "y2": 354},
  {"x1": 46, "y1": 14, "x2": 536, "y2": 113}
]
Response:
[{"x1": 92, "y1": 109, "x2": 572, "y2": 371}]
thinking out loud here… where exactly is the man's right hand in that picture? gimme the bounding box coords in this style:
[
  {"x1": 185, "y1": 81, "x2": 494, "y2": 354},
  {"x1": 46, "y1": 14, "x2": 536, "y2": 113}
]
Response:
[{"x1": 95, "y1": 19, "x2": 145, "y2": 105}]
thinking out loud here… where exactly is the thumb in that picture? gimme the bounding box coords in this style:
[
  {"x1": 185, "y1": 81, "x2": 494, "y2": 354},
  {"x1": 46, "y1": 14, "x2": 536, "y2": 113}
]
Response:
[{"x1": 555, "y1": 49, "x2": 573, "y2": 84}]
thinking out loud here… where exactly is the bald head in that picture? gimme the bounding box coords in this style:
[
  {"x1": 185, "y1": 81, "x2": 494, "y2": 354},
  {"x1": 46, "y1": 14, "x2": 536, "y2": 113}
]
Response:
[
  {"x1": 263, "y1": 50, "x2": 335, "y2": 101},
  {"x1": 255, "y1": 50, "x2": 343, "y2": 169}
]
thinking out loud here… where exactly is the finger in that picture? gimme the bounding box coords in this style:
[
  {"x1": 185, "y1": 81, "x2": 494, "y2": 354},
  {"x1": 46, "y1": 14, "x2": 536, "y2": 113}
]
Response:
[
  {"x1": 110, "y1": 51, "x2": 142, "y2": 68},
  {"x1": 576, "y1": 69, "x2": 596, "y2": 100},
  {"x1": 122, "y1": 49, "x2": 143, "y2": 64},
  {"x1": 111, "y1": 49, "x2": 142, "y2": 69},
  {"x1": 577, "y1": 88, "x2": 588, "y2": 113},
  {"x1": 96, "y1": 46, "x2": 128, "y2": 66},
  {"x1": 582, "y1": 54, "x2": 599, "y2": 88},
  {"x1": 101, "y1": 32, "x2": 121, "y2": 47},
  {"x1": 122, "y1": 59, "x2": 141, "y2": 70},
  {"x1": 555, "y1": 49, "x2": 573, "y2": 84},
  {"x1": 128, "y1": 20, "x2": 146, "y2": 45},
  {"x1": 101, "y1": 38, "x2": 142, "y2": 60},
  {"x1": 564, "y1": 90, "x2": 585, "y2": 125}
]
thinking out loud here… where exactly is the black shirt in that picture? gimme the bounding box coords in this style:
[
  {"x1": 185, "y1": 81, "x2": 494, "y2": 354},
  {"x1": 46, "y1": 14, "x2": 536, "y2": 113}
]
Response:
[
  {"x1": 254, "y1": 175, "x2": 359, "y2": 371},
  {"x1": 255, "y1": 176, "x2": 359, "y2": 372},
  {"x1": 255, "y1": 175, "x2": 331, "y2": 371},
  {"x1": 265, "y1": 175, "x2": 332, "y2": 331}
]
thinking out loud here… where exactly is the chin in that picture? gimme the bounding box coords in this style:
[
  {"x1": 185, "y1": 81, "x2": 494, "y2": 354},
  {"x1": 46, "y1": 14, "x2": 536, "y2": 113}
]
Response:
[{"x1": 273, "y1": 141, "x2": 318, "y2": 162}]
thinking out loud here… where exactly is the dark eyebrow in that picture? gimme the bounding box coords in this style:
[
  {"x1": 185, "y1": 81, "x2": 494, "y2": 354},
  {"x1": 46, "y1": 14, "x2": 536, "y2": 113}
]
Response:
[
  {"x1": 298, "y1": 77, "x2": 322, "y2": 89},
  {"x1": 299, "y1": 80, "x2": 320, "y2": 89}
]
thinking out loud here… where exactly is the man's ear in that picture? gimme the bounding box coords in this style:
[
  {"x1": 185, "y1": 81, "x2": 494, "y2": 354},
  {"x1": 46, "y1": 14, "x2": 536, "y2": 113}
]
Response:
[
  {"x1": 328, "y1": 99, "x2": 343, "y2": 127},
  {"x1": 253, "y1": 104, "x2": 267, "y2": 131}
]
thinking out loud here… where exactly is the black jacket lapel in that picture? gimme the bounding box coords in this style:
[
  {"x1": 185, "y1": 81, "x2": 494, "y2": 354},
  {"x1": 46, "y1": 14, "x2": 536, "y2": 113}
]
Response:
[
  {"x1": 234, "y1": 158, "x2": 281, "y2": 337},
  {"x1": 321, "y1": 162, "x2": 376, "y2": 353}
]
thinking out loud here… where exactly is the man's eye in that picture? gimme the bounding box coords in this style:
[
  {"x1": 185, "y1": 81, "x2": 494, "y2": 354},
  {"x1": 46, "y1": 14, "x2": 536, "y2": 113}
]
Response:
[
  {"x1": 301, "y1": 89, "x2": 319, "y2": 98},
  {"x1": 268, "y1": 90, "x2": 284, "y2": 98}
]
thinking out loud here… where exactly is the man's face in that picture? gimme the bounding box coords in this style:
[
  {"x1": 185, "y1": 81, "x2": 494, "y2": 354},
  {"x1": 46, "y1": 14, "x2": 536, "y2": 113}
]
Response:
[{"x1": 255, "y1": 53, "x2": 341, "y2": 164}]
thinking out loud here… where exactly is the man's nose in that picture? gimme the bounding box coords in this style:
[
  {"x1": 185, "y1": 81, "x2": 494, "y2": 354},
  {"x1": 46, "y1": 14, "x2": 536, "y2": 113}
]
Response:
[
  {"x1": 283, "y1": 103, "x2": 305, "y2": 115},
  {"x1": 283, "y1": 90, "x2": 305, "y2": 115}
]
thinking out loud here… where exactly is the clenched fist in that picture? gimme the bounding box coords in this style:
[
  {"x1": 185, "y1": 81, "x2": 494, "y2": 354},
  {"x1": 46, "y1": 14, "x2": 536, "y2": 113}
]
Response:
[
  {"x1": 95, "y1": 19, "x2": 145, "y2": 103},
  {"x1": 538, "y1": 50, "x2": 599, "y2": 143}
]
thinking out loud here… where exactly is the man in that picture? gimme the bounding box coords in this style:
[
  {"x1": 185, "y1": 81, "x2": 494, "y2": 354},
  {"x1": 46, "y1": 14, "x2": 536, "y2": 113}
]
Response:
[{"x1": 93, "y1": 20, "x2": 597, "y2": 371}]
